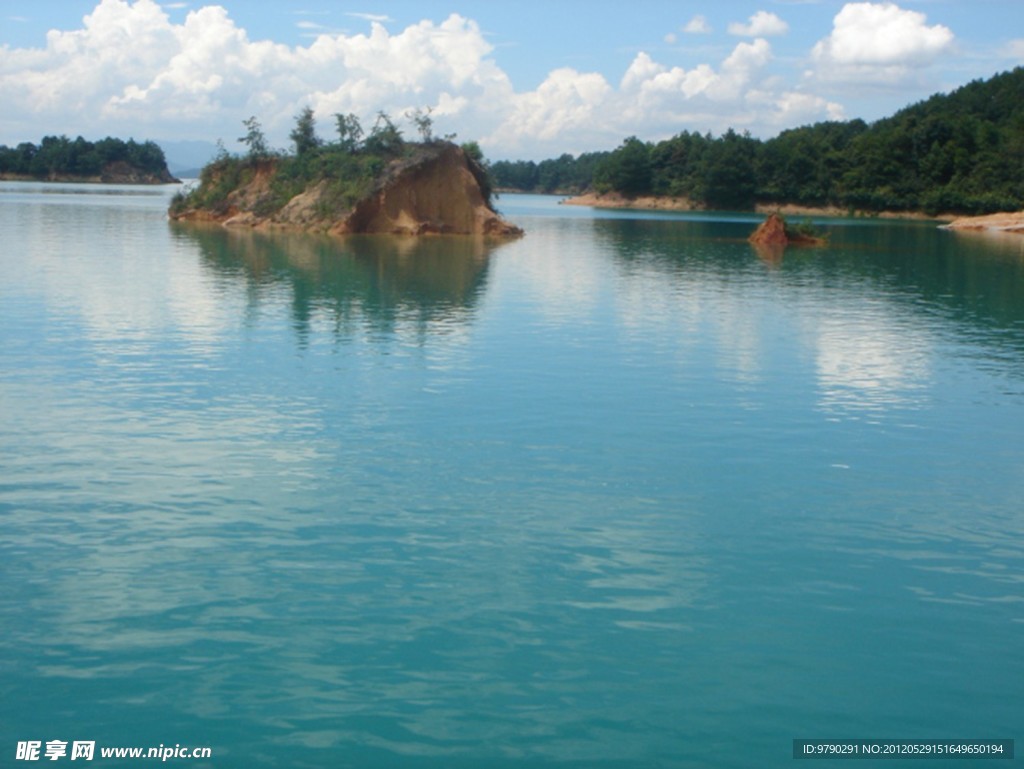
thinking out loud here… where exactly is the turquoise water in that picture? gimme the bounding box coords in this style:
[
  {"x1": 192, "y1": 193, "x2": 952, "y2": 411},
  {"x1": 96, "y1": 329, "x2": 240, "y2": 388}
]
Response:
[{"x1": 1, "y1": 183, "x2": 1022, "y2": 768}]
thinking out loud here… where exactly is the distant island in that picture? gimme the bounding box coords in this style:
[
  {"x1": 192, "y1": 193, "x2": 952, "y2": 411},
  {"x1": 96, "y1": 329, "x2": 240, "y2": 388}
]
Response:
[
  {"x1": 0, "y1": 135, "x2": 179, "y2": 184},
  {"x1": 490, "y1": 66, "x2": 1024, "y2": 220},
  {"x1": 170, "y1": 110, "x2": 522, "y2": 237}
]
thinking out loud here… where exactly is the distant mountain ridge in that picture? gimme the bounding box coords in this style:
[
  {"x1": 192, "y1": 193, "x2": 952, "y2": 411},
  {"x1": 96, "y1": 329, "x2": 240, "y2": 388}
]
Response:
[{"x1": 157, "y1": 139, "x2": 220, "y2": 177}]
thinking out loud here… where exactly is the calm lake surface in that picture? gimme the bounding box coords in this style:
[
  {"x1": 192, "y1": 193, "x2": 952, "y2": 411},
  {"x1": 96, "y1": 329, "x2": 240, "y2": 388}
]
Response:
[{"x1": 2, "y1": 182, "x2": 1023, "y2": 768}]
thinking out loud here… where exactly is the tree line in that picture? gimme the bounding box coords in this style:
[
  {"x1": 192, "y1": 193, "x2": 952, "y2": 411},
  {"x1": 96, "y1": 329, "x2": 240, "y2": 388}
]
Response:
[
  {"x1": 490, "y1": 67, "x2": 1024, "y2": 216},
  {"x1": 0, "y1": 135, "x2": 169, "y2": 178},
  {"x1": 235, "y1": 108, "x2": 423, "y2": 162}
]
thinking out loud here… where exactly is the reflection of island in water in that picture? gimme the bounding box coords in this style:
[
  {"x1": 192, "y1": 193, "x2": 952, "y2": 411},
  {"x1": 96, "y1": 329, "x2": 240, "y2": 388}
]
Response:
[
  {"x1": 171, "y1": 224, "x2": 499, "y2": 341},
  {"x1": 592, "y1": 216, "x2": 1024, "y2": 336}
]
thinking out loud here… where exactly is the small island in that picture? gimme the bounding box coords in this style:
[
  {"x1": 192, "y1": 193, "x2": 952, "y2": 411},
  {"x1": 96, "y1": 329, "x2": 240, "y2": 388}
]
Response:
[
  {"x1": 749, "y1": 213, "x2": 827, "y2": 247},
  {"x1": 170, "y1": 110, "x2": 522, "y2": 238},
  {"x1": 0, "y1": 135, "x2": 178, "y2": 184}
]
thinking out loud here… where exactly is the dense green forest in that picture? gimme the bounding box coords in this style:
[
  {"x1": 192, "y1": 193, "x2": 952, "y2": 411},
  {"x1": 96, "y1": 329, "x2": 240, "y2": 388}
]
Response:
[
  {"x1": 0, "y1": 135, "x2": 171, "y2": 179},
  {"x1": 488, "y1": 151, "x2": 607, "y2": 196},
  {"x1": 490, "y1": 67, "x2": 1024, "y2": 215}
]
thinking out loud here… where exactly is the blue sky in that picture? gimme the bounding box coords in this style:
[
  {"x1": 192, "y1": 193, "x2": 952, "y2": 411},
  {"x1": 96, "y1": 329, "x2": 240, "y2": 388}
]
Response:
[{"x1": 2, "y1": 1, "x2": 1022, "y2": 160}]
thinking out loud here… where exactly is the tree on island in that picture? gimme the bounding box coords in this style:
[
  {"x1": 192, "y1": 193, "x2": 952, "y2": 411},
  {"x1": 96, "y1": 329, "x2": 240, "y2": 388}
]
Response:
[
  {"x1": 239, "y1": 116, "x2": 269, "y2": 160},
  {"x1": 363, "y1": 111, "x2": 405, "y2": 155},
  {"x1": 334, "y1": 113, "x2": 364, "y2": 153},
  {"x1": 171, "y1": 107, "x2": 498, "y2": 219},
  {"x1": 407, "y1": 107, "x2": 435, "y2": 142},
  {"x1": 290, "y1": 107, "x2": 321, "y2": 157}
]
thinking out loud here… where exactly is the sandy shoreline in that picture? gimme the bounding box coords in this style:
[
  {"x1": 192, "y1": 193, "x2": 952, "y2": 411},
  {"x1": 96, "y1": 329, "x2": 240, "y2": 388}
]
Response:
[
  {"x1": 942, "y1": 211, "x2": 1024, "y2": 232},
  {"x1": 550, "y1": 191, "x2": 1024, "y2": 235},
  {"x1": 560, "y1": 191, "x2": 971, "y2": 222},
  {"x1": 560, "y1": 191, "x2": 702, "y2": 211}
]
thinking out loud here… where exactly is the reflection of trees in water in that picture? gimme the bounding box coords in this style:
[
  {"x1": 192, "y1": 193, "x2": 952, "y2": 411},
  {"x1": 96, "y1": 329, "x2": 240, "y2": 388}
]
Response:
[
  {"x1": 170, "y1": 224, "x2": 497, "y2": 343},
  {"x1": 592, "y1": 216, "x2": 1024, "y2": 350},
  {"x1": 592, "y1": 217, "x2": 764, "y2": 285}
]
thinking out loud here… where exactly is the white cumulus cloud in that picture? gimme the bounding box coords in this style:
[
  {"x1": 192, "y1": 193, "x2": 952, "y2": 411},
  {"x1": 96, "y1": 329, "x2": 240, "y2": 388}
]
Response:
[
  {"x1": 811, "y1": 1, "x2": 954, "y2": 81},
  {"x1": 0, "y1": 1, "x2": 514, "y2": 149},
  {"x1": 728, "y1": 11, "x2": 789, "y2": 38},
  {"x1": 487, "y1": 67, "x2": 612, "y2": 149},
  {"x1": 608, "y1": 44, "x2": 841, "y2": 141},
  {"x1": 684, "y1": 15, "x2": 712, "y2": 35},
  {"x1": 0, "y1": 0, "x2": 847, "y2": 159}
]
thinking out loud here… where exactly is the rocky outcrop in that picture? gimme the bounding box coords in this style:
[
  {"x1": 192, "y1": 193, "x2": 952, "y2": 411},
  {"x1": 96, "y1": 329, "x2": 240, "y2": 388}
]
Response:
[
  {"x1": 749, "y1": 213, "x2": 789, "y2": 246},
  {"x1": 749, "y1": 213, "x2": 826, "y2": 246},
  {"x1": 171, "y1": 143, "x2": 522, "y2": 237},
  {"x1": 338, "y1": 145, "x2": 520, "y2": 236}
]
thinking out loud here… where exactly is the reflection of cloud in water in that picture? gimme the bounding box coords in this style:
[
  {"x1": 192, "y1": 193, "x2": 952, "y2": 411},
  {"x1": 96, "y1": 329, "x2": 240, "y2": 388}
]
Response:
[
  {"x1": 7, "y1": 383, "x2": 333, "y2": 646},
  {"x1": 583, "y1": 214, "x2": 937, "y2": 412},
  {"x1": 612, "y1": 266, "x2": 768, "y2": 387},
  {"x1": 712, "y1": 296, "x2": 766, "y2": 386},
  {"x1": 493, "y1": 222, "x2": 607, "y2": 324},
  {"x1": 608, "y1": 246, "x2": 773, "y2": 392},
  {"x1": 812, "y1": 313, "x2": 931, "y2": 418},
  {"x1": 24, "y1": 206, "x2": 241, "y2": 351},
  {"x1": 581, "y1": 216, "x2": 783, "y2": 391}
]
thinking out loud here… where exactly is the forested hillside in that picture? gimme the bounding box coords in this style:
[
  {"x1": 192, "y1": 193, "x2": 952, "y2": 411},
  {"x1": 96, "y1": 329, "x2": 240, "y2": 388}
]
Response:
[
  {"x1": 490, "y1": 67, "x2": 1024, "y2": 215},
  {"x1": 0, "y1": 135, "x2": 176, "y2": 182}
]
